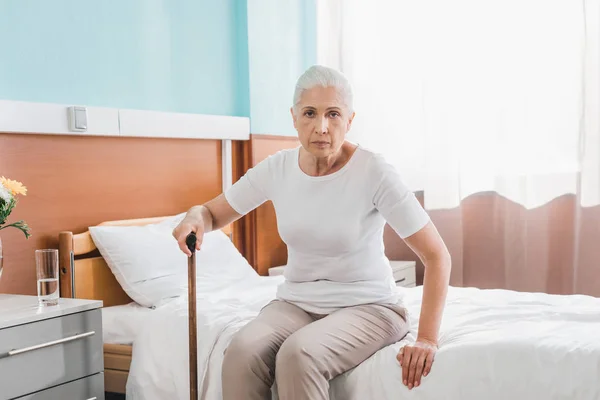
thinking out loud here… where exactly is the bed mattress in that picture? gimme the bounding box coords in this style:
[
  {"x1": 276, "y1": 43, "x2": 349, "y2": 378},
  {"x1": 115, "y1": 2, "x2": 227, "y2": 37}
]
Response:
[
  {"x1": 125, "y1": 274, "x2": 600, "y2": 400},
  {"x1": 102, "y1": 301, "x2": 154, "y2": 345}
]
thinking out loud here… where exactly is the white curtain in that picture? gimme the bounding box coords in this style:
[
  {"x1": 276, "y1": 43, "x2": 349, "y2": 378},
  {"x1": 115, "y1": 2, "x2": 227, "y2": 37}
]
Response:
[{"x1": 317, "y1": 0, "x2": 600, "y2": 210}]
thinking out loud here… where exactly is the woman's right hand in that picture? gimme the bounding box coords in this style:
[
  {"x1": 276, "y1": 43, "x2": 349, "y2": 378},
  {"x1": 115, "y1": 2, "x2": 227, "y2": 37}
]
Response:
[
  {"x1": 172, "y1": 214, "x2": 204, "y2": 257},
  {"x1": 172, "y1": 196, "x2": 242, "y2": 256}
]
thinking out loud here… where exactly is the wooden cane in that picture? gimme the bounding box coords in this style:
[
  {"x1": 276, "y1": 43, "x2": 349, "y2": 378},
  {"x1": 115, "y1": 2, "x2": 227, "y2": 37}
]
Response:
[{"x1": 186, "y1": 232, "x2": 198, "y2": 400}]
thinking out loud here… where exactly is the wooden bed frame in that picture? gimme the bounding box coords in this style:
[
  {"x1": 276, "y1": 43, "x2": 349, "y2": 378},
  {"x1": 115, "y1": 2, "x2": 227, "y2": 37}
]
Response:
[{"x1": 58, "y1": 216, "x2": 232, "y2": 394}]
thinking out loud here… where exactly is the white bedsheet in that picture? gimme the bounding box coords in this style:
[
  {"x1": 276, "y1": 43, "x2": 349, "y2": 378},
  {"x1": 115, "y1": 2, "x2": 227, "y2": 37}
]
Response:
[
  {"x1": 102, "y1": 302, "x2": 154, "y2": 345},
  {"x1": 126, "y1": 275, "x2": 600, "y2": 400}
]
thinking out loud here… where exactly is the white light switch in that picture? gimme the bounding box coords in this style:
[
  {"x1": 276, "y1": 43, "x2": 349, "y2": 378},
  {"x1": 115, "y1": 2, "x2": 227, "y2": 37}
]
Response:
[{"x1": 67, "y1": 106, "x2": 88, "y2": 132}]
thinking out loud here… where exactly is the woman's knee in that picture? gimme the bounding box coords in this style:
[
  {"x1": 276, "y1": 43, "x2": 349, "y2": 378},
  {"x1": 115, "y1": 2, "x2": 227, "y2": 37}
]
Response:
[
  {"x1": 222, "y1": 328, "x2": 280, "y2": 398},
  {"x1": 223, "y1": 330, "x2": 270, "y2": 374},
  {"x1": 275, "y1": 333, "x2": 320, "y2": 375}
]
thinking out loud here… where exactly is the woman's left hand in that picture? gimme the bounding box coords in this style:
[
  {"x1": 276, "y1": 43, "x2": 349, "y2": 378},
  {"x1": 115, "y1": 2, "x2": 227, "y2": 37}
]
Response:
[{"x1": 397, "y1": 338, "x2": 438, "y2": 390}]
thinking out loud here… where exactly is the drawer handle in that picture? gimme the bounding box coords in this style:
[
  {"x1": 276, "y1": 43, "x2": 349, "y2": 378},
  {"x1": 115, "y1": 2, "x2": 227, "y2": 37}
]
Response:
[
  {"x1": 6, "y1": 331, "x2": 95, "y2": 357},
  {"x1": 87, "y1": 398, "x2": 97, "y2": 400},
  {"x1": 395, "y1": 277, "x2": 406, "y2": 283}
]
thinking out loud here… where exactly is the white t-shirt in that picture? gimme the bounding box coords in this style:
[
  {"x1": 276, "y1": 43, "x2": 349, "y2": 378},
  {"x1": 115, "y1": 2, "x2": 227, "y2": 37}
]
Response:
[{"x1": 224, "y1": 145, "x2": 430, "y2": 314}]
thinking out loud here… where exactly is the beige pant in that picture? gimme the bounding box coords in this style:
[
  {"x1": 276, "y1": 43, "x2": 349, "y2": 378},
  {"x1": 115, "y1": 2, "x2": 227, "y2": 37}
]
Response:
[{"x1": 221, "y1": 299, "x2": 409, "y2": 400}]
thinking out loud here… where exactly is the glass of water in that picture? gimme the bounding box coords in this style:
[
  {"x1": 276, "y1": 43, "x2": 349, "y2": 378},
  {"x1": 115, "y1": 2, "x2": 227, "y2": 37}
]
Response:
[{"x1": 36, "y1": 249, "x2": 59, "y2": 306}]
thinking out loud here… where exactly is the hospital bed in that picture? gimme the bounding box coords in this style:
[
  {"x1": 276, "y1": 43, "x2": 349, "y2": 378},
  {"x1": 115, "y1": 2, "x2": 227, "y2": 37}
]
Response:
[{"x1": 59, "y1": 216, "x2": 600, "y2": 399}]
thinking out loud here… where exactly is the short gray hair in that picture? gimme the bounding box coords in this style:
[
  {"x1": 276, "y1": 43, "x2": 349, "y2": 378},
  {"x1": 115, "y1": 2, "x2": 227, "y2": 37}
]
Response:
[{"x1": 292, "y1": 65, "x2": 354, "y2": 114}]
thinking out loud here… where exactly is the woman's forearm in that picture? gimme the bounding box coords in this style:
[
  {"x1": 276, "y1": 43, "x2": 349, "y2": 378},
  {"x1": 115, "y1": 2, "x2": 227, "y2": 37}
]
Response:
[
  {"x1": 186, "y1": 205, "x2": 215, "y2": 232},
  {"x1": 416, "y1": 254, "x2": 451, "y2": 345}
]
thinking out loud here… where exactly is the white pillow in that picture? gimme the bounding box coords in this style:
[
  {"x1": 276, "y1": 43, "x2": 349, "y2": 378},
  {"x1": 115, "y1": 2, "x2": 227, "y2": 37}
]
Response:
[{"x1": 89, "y1": 213, "x2": 258, "y2": 308}]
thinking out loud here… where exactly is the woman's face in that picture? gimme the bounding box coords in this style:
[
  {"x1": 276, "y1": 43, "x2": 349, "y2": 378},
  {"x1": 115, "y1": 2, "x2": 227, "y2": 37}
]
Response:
[{"x1": 291, "y1": 86, "x2": 355, "y2": 158}]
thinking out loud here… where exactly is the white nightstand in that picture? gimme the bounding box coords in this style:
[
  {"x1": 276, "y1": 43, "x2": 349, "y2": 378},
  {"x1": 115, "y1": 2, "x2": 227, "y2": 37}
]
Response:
[
  {"x1": 0, "y1": 294, "x2": 104, "y2": 400},
  {"x1": 268, "y1": 265, "x2": 286, "y2": 276},
  {"x1": 390, "y1": 261, "x2": 417, "y2": 288}
]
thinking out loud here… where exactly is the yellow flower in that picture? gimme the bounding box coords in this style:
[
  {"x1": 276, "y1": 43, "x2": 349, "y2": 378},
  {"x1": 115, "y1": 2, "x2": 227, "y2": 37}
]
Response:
[{"x1": 0, "y1": 176, "x2": 27, "y2": 196}]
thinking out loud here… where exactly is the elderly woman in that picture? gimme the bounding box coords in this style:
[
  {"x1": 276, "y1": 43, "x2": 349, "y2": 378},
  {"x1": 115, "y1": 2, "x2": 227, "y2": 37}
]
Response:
[{"x1": 173, "y1": 65, "x2": 451, "y2": 399}]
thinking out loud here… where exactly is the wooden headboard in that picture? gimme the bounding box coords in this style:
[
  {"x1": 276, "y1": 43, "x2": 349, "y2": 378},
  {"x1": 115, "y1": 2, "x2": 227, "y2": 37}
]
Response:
[
  {"x1": 58, "y1": 216, "x2": 232, "y2": 307},
  {"x1": 0, "y1": 133, "x2": 229, "y2": 295},
  {"x1": 238, "y1": 134, "x2": 300, "y2": 275}
]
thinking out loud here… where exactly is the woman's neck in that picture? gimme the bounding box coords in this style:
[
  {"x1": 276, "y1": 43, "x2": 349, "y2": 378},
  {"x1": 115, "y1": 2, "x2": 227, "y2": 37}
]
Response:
[{"x1": 300, "y1": 142, "x2": 358, "y2": 177}]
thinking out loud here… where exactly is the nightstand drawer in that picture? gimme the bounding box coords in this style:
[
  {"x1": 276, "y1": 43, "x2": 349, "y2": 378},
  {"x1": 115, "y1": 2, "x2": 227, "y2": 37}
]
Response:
[
  {"x1": 268, "y1": 265, "x2": 286, "y2": 276},
  {"x1": 15, "y1": 372, "x2": 104, "y2": 400},
  {"x1": 0, "y1": 309, "x2": 103, "y2": 400},
  {"x1": 390, "y1": 261, "x2": 416, "y2": 287}
]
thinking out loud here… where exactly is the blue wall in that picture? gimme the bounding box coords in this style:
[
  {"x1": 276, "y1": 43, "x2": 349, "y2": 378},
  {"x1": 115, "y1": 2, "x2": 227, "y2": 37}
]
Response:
[
  {"x1": 0, "y1": 0, "x2": 316, "y2": 133},
  {"x1": 0, "y1": 0, "x2": 250, "y2": 117},
  {"x1": 247, "y1": 0, "x2": 317, "y2": 135}
]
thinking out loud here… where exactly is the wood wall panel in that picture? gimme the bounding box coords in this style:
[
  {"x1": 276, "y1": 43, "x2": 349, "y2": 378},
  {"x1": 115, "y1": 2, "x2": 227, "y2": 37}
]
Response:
[
  {"x1": 0, "y1": 133, "x2": 223, "y2": 295},
  {"x1": 246, "y1": 134, "x2": 299, "y2": 275},
  {"x1": 231, "y1": 140, "x2": 250, "y2": 257}
]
